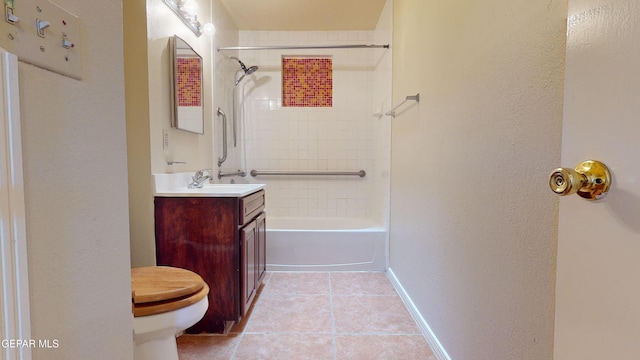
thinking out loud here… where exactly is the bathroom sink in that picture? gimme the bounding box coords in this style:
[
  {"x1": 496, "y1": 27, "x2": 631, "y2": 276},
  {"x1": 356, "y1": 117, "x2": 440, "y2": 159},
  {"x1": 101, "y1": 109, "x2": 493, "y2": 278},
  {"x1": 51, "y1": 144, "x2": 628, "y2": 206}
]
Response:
[{"x1": 153, "y1": 173, "x2": 265, "y2": 197}]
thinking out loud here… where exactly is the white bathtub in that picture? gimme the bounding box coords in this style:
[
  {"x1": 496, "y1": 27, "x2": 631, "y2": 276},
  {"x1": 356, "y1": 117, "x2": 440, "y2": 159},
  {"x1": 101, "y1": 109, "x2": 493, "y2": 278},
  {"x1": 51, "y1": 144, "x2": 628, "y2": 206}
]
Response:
[{"x1": 266, "y1": 217, "x2": 387, "y2": 271}]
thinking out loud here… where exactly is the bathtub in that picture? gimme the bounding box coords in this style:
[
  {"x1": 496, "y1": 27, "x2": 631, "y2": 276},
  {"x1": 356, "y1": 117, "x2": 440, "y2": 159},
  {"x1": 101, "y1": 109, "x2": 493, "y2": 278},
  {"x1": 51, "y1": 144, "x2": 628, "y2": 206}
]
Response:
[{"x1": 266, "y1": 217, "x2": 387, "y2": 271}]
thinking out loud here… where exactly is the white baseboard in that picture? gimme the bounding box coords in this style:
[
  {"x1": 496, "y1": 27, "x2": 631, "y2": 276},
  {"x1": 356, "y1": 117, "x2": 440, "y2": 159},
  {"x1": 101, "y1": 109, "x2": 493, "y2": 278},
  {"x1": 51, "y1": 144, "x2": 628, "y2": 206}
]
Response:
[{"x1": 387, "y1": 268, "x2": 452, "y2": 360}]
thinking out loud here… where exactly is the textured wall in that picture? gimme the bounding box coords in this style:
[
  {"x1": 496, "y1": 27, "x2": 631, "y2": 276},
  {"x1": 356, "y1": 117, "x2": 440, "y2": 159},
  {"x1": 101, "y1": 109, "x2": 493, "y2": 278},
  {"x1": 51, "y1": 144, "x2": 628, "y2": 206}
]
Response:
[
  {"x1": 389, "y1": 0, "x2": 566, "y2": 359},
  {"x1": 19, "y1": 0, "x2": 133, "y2": 358}
]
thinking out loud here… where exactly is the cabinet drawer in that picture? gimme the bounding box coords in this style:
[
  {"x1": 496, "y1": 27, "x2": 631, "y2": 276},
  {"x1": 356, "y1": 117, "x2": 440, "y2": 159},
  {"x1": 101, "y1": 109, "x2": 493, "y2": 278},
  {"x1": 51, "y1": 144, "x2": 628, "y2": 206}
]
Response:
[{"x1": 239, "y1": 190, "x2": 265, "y2": 225}]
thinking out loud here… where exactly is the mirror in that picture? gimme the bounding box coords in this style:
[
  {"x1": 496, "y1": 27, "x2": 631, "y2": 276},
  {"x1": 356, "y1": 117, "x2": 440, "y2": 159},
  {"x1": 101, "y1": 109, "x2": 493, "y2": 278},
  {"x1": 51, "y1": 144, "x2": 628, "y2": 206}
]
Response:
[{"x1": 169, "y1": 35, "x2": 204, "y2": 134}]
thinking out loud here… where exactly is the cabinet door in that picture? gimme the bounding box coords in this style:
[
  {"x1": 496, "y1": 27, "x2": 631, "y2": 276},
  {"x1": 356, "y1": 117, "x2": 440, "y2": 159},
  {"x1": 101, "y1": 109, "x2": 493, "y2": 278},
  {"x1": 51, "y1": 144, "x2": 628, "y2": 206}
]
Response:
[
  {"x1": 256, "y1": 212, "x2": 267, "y2": 284},
  {"x1": 241, "y1": 220, "x2": 257, "y2": 317},
  {"x1": 155, "y1": 196, "x2": 239, "y2": 333}
]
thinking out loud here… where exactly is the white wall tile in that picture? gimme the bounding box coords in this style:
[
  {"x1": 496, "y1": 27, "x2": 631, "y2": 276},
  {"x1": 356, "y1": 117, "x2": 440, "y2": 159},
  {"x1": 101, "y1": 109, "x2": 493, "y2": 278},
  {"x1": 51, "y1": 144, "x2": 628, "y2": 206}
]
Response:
[{"x1": 235, "y1": 27, "x2": 391, "y2": 222}]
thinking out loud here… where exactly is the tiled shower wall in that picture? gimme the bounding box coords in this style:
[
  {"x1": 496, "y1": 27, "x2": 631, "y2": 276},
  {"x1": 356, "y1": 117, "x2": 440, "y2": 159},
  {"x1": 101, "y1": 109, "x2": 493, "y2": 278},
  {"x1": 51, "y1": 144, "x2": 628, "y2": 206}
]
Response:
[{"x1": 230, "y1": 4, "x2": 391, "y2": 224}]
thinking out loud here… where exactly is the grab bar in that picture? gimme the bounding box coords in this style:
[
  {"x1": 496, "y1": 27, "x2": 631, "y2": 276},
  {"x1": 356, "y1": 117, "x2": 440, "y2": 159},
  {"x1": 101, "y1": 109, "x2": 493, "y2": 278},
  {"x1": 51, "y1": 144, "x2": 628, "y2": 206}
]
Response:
[
  {"x1": 385, "y1": 94, "x2": 419, "y2": 117},
  {"x1": 250, "y1": 170, "x2": 366, "y2": 178},
  {"x1": 218, "y1": 170, "x2": 247, "y2": 179},
  {"x1": 217, "y1": 107, "x2": 227, "y2": 167}
]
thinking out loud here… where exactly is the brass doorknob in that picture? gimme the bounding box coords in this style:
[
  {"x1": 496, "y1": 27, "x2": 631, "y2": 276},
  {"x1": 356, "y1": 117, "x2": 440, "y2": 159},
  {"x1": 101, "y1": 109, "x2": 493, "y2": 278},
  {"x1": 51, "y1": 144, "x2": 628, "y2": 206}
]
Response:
[{"x1": 549, "y1": 160, "x2": 611, "y2": 200}]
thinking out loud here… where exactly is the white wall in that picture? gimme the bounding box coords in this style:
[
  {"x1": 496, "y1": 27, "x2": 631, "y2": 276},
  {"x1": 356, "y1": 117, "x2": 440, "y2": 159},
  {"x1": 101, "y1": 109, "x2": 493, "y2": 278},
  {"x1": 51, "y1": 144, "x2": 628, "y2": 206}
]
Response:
[
  {"x1": 147, "y1": 0, "x2": 214, "y2": 174},
  {"x1": 232, "y1": 28, "x2": 391, "y2": 222},
  {"x1": 389, "y1": 0, "x2": 566, "y2": 359},
  {"x1": 20, "y1": 0, "x2": 133, "y2": 358}
]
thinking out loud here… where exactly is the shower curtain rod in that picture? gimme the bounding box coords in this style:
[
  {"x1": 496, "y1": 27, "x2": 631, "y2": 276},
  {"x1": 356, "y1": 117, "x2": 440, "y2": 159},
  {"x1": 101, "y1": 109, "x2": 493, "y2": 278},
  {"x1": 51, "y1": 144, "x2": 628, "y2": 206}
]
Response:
[{"x1": 217, "y1": 44, "x2": 389, "y2": 51}]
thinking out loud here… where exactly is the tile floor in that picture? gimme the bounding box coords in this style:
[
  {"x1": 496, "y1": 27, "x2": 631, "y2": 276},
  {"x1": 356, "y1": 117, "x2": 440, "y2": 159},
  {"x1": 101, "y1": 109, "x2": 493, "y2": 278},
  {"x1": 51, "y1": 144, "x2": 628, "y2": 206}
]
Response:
[{"x1": 177, "y1": 271, "x2": 436, "y2": 360}]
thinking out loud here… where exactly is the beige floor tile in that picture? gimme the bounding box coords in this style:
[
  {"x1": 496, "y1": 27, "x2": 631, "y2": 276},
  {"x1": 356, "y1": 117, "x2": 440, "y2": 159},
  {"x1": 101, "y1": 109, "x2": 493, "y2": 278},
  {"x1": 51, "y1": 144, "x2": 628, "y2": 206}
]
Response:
[
  {"x1": 177, "y1": 271, "x2": 435, "y2": 359},
  {"x1": 336, "y1": 335, "x2": 436, "y2": 360},
  {"x1": 177, "y1": 334, "x2": 241, "y2": 360},
  {"x1": 333, "y1": 295, "x2": 420, "y2": 334},
  {"x1": 331, "y1": 271, "x2": 397, "y2": 296},
  {"x1": 245, "y1": 294, "x2": 332, "y2": 333},
  {"x1": 265, "y1": 272, "x2": 331, "y2": 295},
  {"x1": 234, "y1": 333, "x2": 334, "y2": 360}
]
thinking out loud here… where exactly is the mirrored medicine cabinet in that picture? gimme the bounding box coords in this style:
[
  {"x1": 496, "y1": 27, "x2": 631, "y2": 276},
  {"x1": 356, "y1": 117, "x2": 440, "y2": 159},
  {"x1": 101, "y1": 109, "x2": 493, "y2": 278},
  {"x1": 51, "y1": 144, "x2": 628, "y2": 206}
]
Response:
[{"x1": 169, "y1": 35, "x2": 204, "y2": 134}]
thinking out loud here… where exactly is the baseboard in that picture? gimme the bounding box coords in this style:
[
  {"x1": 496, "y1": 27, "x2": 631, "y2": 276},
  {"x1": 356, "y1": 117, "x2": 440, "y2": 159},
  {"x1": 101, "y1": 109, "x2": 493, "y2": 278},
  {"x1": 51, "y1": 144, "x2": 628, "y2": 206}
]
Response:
[{"x1": 387, "y1": 268, "x2": 452, "y2": 360}]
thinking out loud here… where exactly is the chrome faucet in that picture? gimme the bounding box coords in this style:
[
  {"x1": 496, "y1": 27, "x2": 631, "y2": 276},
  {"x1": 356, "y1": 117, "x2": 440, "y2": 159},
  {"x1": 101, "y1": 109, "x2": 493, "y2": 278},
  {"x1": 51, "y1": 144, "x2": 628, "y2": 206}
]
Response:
[{"x1": 188, "y1": 169, "x2": 212, "y2": 188}]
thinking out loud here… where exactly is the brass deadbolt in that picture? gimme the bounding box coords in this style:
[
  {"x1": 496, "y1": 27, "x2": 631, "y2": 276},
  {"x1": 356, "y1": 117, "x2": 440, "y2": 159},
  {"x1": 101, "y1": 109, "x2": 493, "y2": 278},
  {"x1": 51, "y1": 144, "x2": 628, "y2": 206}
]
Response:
[{"x1": 549, "y1": 160, "x2": 611, "y2": 200}]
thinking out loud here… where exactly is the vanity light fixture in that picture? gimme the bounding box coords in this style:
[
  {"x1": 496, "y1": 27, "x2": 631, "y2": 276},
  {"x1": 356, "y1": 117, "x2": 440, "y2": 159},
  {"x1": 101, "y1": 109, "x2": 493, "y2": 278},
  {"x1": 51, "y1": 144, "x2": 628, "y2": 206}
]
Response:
[
  {"x1": 182, "y1": 0, "x2": 198, "y2": 14},
  {"x1": 202, "y1": 22, "x2": 216, "y2": 36},
  {"x1": 163, "y1": 0, "x2": 215, "y2": 37}
]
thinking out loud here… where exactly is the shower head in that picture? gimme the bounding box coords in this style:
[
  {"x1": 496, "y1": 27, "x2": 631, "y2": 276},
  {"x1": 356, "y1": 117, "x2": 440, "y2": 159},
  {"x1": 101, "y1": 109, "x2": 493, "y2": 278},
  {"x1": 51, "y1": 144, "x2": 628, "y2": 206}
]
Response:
[
  {"x1": 245, "y1": 65, "x2": 259, "y2": 75},
  {"x1": 230, "y1": 56, "x2": 259, "y2": 85},
  {"x1": 229, "y1": 56, "x2": 259, "y2": 74}
]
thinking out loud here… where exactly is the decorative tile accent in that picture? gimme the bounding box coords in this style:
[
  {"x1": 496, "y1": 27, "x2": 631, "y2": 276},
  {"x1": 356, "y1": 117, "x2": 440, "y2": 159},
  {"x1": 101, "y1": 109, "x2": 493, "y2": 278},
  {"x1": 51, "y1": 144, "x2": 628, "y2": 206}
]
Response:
[
  {"x1": 282, "y1": 57, "x2": 332, "y2": 107},
  {"x1": 176, "y1": 57, "x2": 202, "y2": 107}
]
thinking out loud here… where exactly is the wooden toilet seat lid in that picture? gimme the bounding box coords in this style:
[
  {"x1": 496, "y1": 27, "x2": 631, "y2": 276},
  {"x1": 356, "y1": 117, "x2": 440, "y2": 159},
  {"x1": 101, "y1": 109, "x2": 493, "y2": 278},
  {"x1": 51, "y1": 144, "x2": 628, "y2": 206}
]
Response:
[{"x1": 131, "y1": 266, "x2": 205, "y2": 304}]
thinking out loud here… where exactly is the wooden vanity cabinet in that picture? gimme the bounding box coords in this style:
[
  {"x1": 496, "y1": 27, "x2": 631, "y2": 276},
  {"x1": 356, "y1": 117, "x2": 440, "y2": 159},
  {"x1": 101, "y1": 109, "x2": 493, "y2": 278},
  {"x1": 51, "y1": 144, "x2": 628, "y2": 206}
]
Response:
[{"x1": 154, "y1": 189, "x2": 266, "y2": 334}]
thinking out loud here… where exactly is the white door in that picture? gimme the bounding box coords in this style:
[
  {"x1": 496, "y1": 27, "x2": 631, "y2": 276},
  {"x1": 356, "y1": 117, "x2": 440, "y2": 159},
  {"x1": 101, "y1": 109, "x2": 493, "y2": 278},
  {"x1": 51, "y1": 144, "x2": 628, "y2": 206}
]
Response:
[{"x1": 554, "y1": 0, "x2": 640, "y2": 358}]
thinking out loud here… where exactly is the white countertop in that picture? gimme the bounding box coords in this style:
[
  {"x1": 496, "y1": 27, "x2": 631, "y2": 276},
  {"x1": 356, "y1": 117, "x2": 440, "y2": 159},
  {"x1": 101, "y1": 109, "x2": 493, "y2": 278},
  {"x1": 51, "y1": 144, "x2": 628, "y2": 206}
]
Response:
[{"x1": 153, "y1": 173, "x2": 265, "y2": 197}]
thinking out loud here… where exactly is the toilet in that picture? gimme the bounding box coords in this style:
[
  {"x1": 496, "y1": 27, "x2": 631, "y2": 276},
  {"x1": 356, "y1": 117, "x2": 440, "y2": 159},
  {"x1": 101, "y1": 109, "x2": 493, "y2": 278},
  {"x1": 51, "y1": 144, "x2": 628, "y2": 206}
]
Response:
[{"x1": 131, "y1": 266, "x2": 209, "y2": 360}]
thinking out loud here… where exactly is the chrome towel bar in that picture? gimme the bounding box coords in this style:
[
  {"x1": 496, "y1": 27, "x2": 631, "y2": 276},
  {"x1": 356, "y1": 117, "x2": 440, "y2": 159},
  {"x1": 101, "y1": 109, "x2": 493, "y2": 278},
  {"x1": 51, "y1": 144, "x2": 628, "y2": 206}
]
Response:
[
  {"x1": 386, "y1": 94, "x2": 420, "y2": 117},
  {"x1": 250, "y1": 170, "x2": 366, "y2": 178}
]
